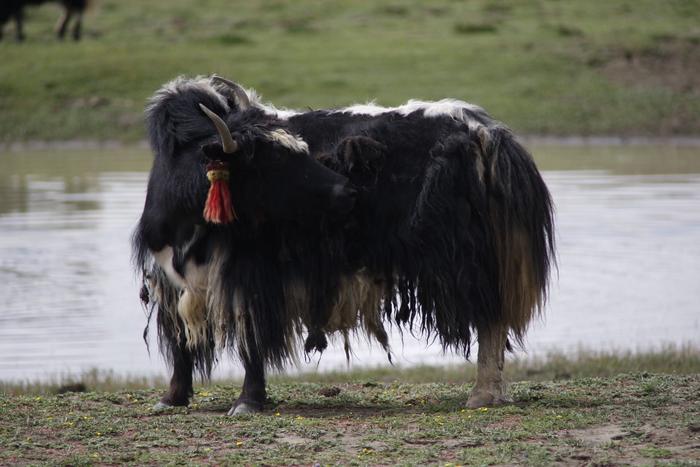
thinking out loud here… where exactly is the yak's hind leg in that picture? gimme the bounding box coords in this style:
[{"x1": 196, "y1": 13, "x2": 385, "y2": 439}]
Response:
[
  {"x1": 467, "y1": 324, "x2": 512, "y2": 408},
  {"x1": 228, "y1": 349, "x2": 266, "y2": 415}
]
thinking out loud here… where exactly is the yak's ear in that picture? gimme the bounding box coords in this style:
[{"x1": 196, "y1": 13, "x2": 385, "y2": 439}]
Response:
[
  {"x1": 201, "y1": 134, "x2": 255, "y2": 162},
  {"x1": 337, "y1": 135, "x2": 387, "y2": 185},
  {"x1": 202, "y1": 142, "x2": 227, "y2": 160}
]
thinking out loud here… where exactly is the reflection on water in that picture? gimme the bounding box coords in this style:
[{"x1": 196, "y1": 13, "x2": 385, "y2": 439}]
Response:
[{"x1": 0, "y1": 145, "x2": 699, "y2": 382}]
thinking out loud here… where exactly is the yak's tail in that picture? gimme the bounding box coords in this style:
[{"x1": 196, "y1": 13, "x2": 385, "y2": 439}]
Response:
[
  {"x1": 145, "y1": 76, "x2": 232, "y2": 159},
  {"x1": 484, "y1": 126, "x2": 555, "y2": 345}
]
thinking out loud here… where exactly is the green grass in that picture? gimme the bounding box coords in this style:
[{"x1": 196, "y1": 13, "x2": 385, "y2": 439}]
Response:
[{"x1": 1, "y1": 0, "x2": 699, "y2": 142}]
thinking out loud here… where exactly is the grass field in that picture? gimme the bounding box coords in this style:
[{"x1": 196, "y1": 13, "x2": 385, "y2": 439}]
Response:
[
  {"x1": 2, "y1": 349, "x2": 699, "y2": 464},
  {"x1": 1, "y1": 0, "x2": 699, "y2": 142}
]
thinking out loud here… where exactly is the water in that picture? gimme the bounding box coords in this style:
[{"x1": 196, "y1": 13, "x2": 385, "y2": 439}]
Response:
[{"x1": 0, "y1": 144, "x2": 698, "y2": 382}]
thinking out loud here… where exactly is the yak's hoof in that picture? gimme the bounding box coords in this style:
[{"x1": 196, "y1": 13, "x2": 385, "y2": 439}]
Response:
[
  {"x1": 152, "y1": 401, "x2": 175, "y2": 412},
  {"x1": 227, "y1": 402, "x2": 261, "y2": 416},
  {"x1": 466, "y1": 389, "x2": 512, "y2": 408}
]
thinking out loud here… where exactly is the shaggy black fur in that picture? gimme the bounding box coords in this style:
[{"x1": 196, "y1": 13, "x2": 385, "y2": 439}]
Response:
[
  {"x1": 133, "y1": 78, "x2": 555, "y2": 409},
  {"x1": 134, "y1": 82, "x2": 356, "y2": 382}
]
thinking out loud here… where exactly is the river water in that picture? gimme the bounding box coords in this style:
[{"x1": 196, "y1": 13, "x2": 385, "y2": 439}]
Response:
[{"x1": 0, "y1": 143, "x2": 698, "y2": 382}]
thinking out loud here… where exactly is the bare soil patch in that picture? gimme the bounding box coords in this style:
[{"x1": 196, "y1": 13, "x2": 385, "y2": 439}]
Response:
[{"x1": 599, "y1": 36, "x2": 700, "y2": 94}]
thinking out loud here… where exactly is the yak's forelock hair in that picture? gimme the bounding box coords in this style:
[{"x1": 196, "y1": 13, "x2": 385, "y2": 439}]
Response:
[{"x1": 145, "y1": 75, "x2": 231, "y2": 160}]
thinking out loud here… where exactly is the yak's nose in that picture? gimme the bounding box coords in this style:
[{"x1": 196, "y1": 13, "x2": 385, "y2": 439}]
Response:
[{"x1": 329, "y1": 183, "x2": 357, "y2": 216}]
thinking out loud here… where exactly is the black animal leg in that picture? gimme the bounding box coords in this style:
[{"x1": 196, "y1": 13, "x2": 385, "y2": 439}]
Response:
[
  {"x1": 71, "y1": 11, "x2": 82, "y2": 40},
  {"x1": 155, "y1": 337, "x2": 194, "y2": 409},
  {"x1": 228, "y1": 349, "x2": 266, "y2": 416},
  {"x1": 14, "y1": 10, "x2": 25, "y2": 42},
  {"x1": 466, "y1": 324, "x2": 512, "y2": 408},
  {"x1": 55, "y1": 9, "x2": 72, "y2": 39}
]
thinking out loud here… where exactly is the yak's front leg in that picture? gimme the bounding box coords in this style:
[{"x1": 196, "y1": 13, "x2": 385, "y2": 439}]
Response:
[
  {"x1": 467, "y1": 324, "x2": 512, "y2": 408},
  {"x1": 154, "y1": 336, "x2": 194, "y2": 410},
  {"x1": 228, "y1": 348, "x2": 266, "y2": 415}
]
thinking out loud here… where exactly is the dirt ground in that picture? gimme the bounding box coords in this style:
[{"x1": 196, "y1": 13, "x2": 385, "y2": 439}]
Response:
[{"x1": 1, "y1": 373, "x2": 699, "y2": 465}]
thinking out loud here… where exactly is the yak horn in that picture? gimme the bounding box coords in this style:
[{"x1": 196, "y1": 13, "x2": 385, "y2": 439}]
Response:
[
  {"x1": 211, "y1": 75, "x2": 251, "y2": 110},
  {"x1": 199, "y1": 104, "x2": 238, "y2": 153}
]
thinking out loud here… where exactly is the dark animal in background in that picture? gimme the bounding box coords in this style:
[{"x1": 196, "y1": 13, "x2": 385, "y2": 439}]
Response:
[
  {"x1": 134, "y1": 75, "x2": 555, "y2": 415},
  {"x1": 0, "y1": 0, "x2": 88, "y2": 41}
]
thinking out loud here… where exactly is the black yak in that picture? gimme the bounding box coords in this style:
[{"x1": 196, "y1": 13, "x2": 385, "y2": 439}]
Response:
[
  {"x1": 0, "y1": 0, "x2": 87, "y2": 41},
  {"x1": 134, "y1": 75, "x2": 555, "y2": 414}
]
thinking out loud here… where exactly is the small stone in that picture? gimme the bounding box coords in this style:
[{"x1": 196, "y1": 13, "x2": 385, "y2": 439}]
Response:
[
  {"x1": 56, "y1": 383, "x2": 87, "y2": 394},
  {"x1": 319, "y1": 386, "x2": 342, "y2": 397}
]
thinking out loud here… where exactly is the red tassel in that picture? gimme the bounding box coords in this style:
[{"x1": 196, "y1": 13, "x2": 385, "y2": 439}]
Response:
[{"x1": 203, "y1": 161, "x2": 236, "y2": 224}]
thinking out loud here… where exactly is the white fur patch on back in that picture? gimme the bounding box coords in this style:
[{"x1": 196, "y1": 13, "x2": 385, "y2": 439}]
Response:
[
  {"x1": 264, "y1": 129, "x2": 309, "y2": 154},
  {"x1": 336, "y1": 98, "x2": 494, "y2": 132},
  {"x1": 337, "y1": 102, "x2": 388, "y2": 116}
]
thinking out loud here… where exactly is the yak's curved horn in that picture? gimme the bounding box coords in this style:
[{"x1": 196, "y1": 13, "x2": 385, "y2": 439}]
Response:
[
  {"x1": 199, "y1": 103, "x2": 238, "y2": 153},
  {"x1": 211, "y1": 75, "x2": 251, "y2": 110}
]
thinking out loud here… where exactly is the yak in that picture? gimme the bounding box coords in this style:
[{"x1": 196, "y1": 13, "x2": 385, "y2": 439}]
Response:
[
  {"x1": 133, "y1": 75, "x2": 555, "y2": 415},
  {"x1": 0, "y1": 0, "x2": 87, "y2": 41}
]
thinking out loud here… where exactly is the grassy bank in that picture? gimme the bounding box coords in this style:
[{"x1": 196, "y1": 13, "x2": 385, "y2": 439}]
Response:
[
  {"x1": 2, "y1": 372, "x2": 698, "y2": 465},
  {"x1": 1, "y1": 0, "x2": 698, "y2": 142},
  {"x1": 3, "y1": 345, "x2": 700, "y2": 396}
]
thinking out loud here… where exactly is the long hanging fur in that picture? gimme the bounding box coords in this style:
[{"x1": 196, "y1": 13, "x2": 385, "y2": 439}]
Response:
[
  {"x1": 484, "y1": 126, "x2": 555, "y2": 344},
  {"x1": 141, "y1": 263, "x2": 216, "y2": 379},
  {"x1": 308, "y1": 120, "x2": 555, "y2": 358}
]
